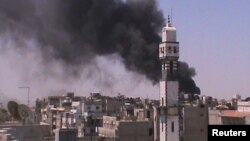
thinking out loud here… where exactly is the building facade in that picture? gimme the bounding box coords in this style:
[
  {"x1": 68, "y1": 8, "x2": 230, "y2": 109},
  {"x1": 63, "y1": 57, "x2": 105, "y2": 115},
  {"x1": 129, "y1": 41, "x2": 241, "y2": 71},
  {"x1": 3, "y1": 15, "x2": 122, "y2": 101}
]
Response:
[
  {"x1": 237, "y1": 101, "x2": 250, "y2": 112},
  {"x1": 98, "y1": 116, "x2": 153, "y2": 141},
  {"x1": 159, "y1": 17, "x2": 180, "y2": 141},
  {"x1": 183, "y1": 105, "x2": 208, "y2": 141}
]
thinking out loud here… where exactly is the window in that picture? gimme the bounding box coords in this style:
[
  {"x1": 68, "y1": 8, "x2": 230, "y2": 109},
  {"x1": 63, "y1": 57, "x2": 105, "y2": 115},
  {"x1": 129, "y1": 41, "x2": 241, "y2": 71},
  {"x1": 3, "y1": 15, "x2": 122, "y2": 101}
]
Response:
[
  {"x1": 173, "y1": 47, "x2": 177, "y2": 53},
  {"x1": 162, "y1": 122, "x2": 164, "y2": 132},
  {"x1": 147, "y1": 111, "x2": 150, "y2": 118},
  {"x1": 161, "y1": 47, "x2": 164, "y2": 53},
  {"x1": 171, "y1": 122, "x2": 174, "y2": 132},
  {"x1": 149, "y1": 128, "x2": 153, "y2": 136},
  {"x1": 168, "y1": 46, "x2": 171, "y2": 53},
  {"x1": 162, "y1": 98, "x2": 164, "y2": 106}
]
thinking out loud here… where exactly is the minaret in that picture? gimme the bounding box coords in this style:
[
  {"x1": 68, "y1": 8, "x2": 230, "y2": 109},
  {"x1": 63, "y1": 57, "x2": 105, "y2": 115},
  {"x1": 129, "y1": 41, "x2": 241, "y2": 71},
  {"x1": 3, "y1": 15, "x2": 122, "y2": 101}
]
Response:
[{"x1": 159, "y1": 16, "x2": 180, "y2": 141}]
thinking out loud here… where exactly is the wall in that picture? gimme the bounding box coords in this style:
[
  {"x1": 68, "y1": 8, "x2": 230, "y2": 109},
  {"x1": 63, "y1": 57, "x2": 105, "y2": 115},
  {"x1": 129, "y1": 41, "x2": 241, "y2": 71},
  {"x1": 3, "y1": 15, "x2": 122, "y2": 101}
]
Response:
[
  {"x1": 167, "y1": 115, "x2": 179, "y2": 141},
  {"x1": 183, "y1": 105, "x2": 208, "y2": 141},
  {"x1": 0, "y1": 124, "x2": 51, "y2": 141},
  {"x1": 99, "y1": 116, "x2": 152, "y2": 141},
  {"x1": 117, "y1": 120, "x2": 152, "y2": 141},
  {"x1": 237, "y1": 101, "x2": 250, "y2": 112},
  {"x1": 208, "y1": 109, "x2": 222, "y2": 125}
]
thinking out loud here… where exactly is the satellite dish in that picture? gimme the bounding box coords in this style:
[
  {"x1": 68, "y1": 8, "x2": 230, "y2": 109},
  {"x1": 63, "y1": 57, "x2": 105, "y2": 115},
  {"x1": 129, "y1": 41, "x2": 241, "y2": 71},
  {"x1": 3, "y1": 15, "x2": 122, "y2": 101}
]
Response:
[
  {"x1": 7, "y1": 101, "x2": 21, "y2": 120},
  {"x1": 18, "y1": 104, "x2": 34, "y2": 124}
]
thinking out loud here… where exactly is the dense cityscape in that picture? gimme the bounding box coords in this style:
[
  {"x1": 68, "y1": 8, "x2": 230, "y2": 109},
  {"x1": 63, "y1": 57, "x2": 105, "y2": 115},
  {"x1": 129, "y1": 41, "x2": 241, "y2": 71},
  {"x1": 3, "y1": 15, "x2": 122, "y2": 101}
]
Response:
[
  {"x1": 1, "y1": 90, "x2": 250, "y2": 141},
  {"x1": 0, "y1": 19, "x2": 250, "y2": 141},
  {"x1": 0, "y1": 0, "x2": 250, "y2": 141}
]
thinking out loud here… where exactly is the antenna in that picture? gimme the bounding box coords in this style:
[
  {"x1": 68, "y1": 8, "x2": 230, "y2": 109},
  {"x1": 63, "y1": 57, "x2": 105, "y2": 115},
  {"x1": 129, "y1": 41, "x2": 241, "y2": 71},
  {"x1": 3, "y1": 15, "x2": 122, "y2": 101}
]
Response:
[
  {"x1": 18, "y1": 86, "x2": 30, "y2": 107},
  {"x1": 171, "y1": 8, "x2": 173, "y2": 24}
]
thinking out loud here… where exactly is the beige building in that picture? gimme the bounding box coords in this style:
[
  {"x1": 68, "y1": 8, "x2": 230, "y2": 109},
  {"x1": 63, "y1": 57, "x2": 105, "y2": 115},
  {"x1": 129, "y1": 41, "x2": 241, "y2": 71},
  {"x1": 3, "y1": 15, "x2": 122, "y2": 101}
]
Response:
[
  {"x1": 208, "y1": 109, "x2": 222, "y2": 125},
  {"x1": 209, "y1": 109, "x2": 250, "y2": 125},
  {"x1": 220, "y1": 110, "x2": 250, "y2": 125},
  {"x1": 98, "y1": 116, "x2": 153, "y2": 141},
  {"x1": 237, "y1": 101, "x2": 250, "y2": 112}
]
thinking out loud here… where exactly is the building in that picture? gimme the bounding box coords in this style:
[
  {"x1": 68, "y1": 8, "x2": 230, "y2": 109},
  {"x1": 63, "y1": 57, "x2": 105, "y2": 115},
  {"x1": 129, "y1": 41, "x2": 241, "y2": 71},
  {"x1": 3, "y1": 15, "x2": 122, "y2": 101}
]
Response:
[
  {"x1": 81, "y1": 99, "x2": 103, "y2": 137},
  {"x1": 237, "y1": 101, "x2": 250, "y2": 112},
  {"x1": 208, "y1": 109, "x2": 250, "y2": 125},
  {"x1": 208, "y1": 109, "x2": 222, "y2": 125},
  {"x1": 82, "y1": 100, "x2": 102, "y2": 115},
  {"x1": 103, "y1": 98, "x2": 123, "y2": 114},
  {"x1": 98, "y1": 116, "x2": 153, "y2": 141},
  {"x1": 220, "y1": 110, "x2": 250, "y2": 125},
  {"x1": 159, "y1": 16, "x2": 180, "y2": 141},
  {"x1": 183, "y1": 104, "x2": 208, "y2": 141},
  {"x1": 0, "y1": 124, "x2": 52, "y2": 141},
  {"x1": 40, "y1": 92, "x2": 86, "y2": 137},
  {"x1": 55, "y1": 128, "x2": 78, "y2": 141}
]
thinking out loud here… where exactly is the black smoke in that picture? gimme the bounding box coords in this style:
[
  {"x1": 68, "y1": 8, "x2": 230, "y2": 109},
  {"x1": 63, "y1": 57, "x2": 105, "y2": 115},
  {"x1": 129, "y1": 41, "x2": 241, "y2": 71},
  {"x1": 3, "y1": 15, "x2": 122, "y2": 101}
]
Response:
[
  {"x1": 178, "y1": 62, "x2": 201, "y2": 94},
  {"x1": 0, "y1": 0, "x2": 200, "y2": 94}
]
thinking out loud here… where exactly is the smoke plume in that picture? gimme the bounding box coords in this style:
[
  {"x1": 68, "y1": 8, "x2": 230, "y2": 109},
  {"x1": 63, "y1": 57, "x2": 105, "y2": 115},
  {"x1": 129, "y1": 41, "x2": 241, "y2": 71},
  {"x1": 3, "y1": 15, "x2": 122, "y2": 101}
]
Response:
[
  {"x1": 0, "y1": 0, "x2": 200, "y2": 104},
  {"x1": 178, "y1": 62, "x2": 200, "y2": 94}
]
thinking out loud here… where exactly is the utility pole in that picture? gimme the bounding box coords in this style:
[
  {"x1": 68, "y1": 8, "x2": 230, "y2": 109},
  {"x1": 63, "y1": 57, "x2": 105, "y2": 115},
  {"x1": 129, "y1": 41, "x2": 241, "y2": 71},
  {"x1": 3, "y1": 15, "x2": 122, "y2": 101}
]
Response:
[{"x1": 18, "y1": 86, "x2": 30, "y2": 107}]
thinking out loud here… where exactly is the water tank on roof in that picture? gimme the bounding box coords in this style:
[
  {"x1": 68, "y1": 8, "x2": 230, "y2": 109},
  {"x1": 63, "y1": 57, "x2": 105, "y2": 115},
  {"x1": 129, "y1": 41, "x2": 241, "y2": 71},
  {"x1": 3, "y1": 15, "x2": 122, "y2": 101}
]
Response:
[{"x1": 62, "y1": 97, "x2": 72, "y2": 107}]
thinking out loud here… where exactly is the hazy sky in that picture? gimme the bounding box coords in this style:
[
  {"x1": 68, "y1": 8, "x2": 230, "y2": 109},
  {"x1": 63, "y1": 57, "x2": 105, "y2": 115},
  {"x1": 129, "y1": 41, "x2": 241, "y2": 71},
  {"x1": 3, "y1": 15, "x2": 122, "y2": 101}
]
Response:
[
  {"x1": 1, "y1": 1, "x2": 249, "y2": 106},
  {"x1": 158, "y1": 0, "x2": 250, "y2": 99}
]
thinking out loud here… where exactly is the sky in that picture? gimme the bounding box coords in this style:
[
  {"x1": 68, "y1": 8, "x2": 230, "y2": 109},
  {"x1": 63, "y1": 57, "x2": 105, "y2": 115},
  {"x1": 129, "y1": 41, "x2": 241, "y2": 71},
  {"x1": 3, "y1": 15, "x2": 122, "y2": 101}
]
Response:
[
  {"x1": 158, "y1": 0, "x2": 250, "y2": 99},
  {"x1": 0, "y1": 1, "x2": 249, "y2": 107}
]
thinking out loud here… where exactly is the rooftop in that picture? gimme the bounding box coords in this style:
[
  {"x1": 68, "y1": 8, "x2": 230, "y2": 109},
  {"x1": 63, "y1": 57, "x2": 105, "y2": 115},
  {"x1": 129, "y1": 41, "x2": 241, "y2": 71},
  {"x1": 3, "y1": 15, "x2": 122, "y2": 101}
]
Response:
[{"x1": 221, "y1": 110, "x2": 250, "y2": 118}]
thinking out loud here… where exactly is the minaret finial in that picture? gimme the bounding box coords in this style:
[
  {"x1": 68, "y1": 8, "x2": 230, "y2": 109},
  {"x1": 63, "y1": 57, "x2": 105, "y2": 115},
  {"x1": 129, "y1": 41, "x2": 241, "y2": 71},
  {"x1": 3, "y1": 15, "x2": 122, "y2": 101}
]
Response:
[
  {"x1": 168, "y1": 15, "x2": 171, "y2": 24},
  {"x1": 167, "y1": 15, "x2": 172, "y2": 27},
  {"x1": 171, "y1": 8, "x2": 173, "y2": 24}
]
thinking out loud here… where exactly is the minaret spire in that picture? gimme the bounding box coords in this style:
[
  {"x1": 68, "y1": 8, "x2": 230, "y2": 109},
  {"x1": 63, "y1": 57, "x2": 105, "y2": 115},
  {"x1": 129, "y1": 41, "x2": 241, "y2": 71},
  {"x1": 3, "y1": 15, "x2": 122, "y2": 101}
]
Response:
[{"x1": 167, "y1": 15, "x2": 172, "y2": 27}]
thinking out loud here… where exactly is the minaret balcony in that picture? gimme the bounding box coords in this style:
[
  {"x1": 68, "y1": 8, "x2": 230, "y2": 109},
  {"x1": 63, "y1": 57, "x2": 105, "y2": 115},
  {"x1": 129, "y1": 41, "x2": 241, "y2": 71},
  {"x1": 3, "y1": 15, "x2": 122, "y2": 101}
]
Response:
[{"x1": 159, "y1": 56, "x2": 179, "y2": 61}]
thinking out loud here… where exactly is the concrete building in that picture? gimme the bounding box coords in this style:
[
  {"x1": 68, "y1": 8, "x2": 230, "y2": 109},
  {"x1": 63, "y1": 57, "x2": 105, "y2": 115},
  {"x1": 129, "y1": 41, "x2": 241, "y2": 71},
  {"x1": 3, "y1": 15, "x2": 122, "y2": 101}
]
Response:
[
  {"x1": 40, "y1": 92, "x2": 87, "y2": 138},
  {"x1": 0, "y1": 124, "x2": 51, "y2": 141},
  {"x1": 82, "y1": 100, "x2": 102, "y2": 114},
  {"x1": 81, "y1": 100, "x2": 103, "y2": 137},
  {"x1": 159, "y1": 16, "x2": 180, "y2": 141},
  {"x1": 208, "y1": 109, "x2": 250, "y2": 125},
  {"x1": 55, "y1": 128, "x2": 78, "y2": 141},
  {"x1": 237, "y1": 101, "x2": 250, "y2": 112},
  {"x1": 103, "y1": 98, "x2": 123, "y2": 114},
  {"x1": 98, "y1": 116, "x2": 153, "y2": 141},
  {"x1": 208, "y1": 109, "x2": 222, "y2": 125},
  {"x1": 183, "y1": 104, "x2": 208, "y2": 141},
  {"x1": 220, "y1": 110, "x2": 250, "y2": 125}
]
